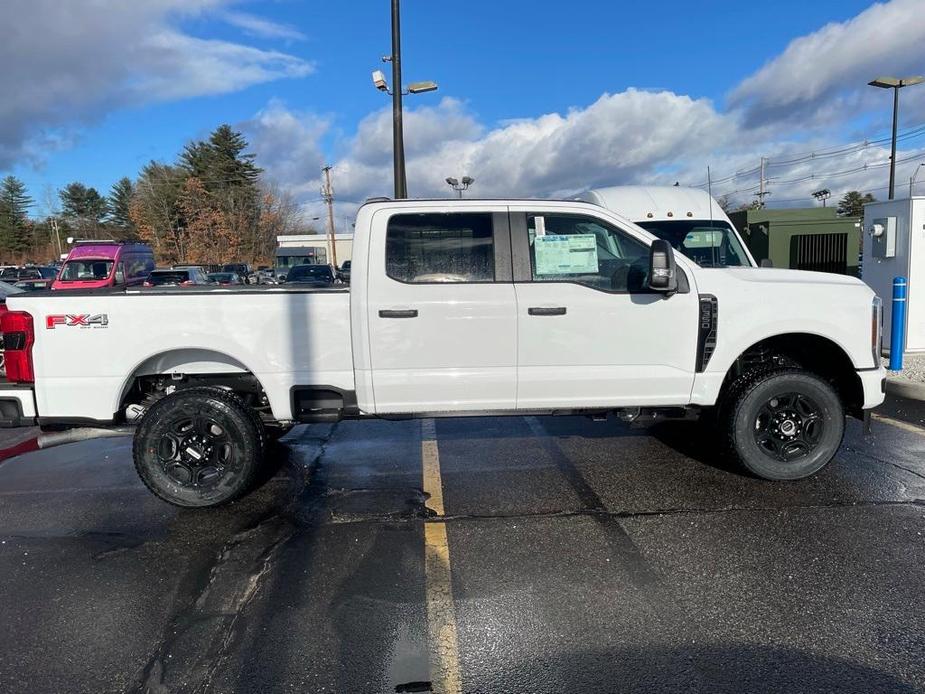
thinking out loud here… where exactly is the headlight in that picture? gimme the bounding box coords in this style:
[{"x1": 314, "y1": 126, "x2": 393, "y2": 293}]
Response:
[{"x1": 872, "y1": 296, "x2": 883, "y2": 366}]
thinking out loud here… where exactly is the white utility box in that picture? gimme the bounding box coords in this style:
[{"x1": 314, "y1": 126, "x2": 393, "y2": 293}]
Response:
[{"x1": 862, "y1": 197, "x2": 925, "y2": 353}]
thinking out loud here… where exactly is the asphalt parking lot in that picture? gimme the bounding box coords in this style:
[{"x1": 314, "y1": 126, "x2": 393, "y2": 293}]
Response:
[{"x1": 1, "y1": 398, "x2": 924, "y2": 694}]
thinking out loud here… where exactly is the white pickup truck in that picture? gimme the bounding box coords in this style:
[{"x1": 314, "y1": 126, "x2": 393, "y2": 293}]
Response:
[{"x1": 0, "y1": 198, "x2": 885, "y2": 507}]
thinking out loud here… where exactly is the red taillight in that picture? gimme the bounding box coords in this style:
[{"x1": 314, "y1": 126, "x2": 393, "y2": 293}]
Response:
[{"x1": 1, "y1": 310, "x2": 34, "y2": 383}]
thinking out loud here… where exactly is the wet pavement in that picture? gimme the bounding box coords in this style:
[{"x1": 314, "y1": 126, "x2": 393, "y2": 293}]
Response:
[{"x1": 0, "y1": 398, "x2": 924, "y2": 693}]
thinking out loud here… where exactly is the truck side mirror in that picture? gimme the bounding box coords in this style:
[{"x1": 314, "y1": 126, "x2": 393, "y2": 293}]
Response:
[{"x1": 648, "y1": 239, "x2": 678, "y2": 293}]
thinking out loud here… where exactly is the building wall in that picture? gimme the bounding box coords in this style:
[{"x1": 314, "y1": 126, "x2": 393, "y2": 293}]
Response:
[
  {"x1": 277, "y1": 234, "x2": 354, "y2": 265},
  {"x1": 730, "y1": 207, "x2": 860, "y2": 275}
]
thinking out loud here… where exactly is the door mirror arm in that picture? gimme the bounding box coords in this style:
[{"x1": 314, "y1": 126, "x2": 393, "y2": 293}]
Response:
[{"x1": 648, "y1": 239, "x2": 679, "y2": 295}]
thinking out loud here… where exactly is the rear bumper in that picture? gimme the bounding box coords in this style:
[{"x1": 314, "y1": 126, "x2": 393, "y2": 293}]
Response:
[
  {"x1": 858, "y1": 367, "x2": 887, "y2": 410},
  {"x1": 0, "y1": 385, "x2": 37, "y2": 427}
]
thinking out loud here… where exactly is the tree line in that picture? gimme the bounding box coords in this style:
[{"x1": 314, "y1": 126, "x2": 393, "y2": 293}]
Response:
[{"x1": 0, "y1": 124, "x2": 302, "y2": 266}]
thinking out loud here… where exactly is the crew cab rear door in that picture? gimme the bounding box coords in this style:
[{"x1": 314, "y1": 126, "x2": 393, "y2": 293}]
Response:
[
  {"x1": 365, "y1": 205, "x2": 516, "y2": 413},
  {"x1": 509, "y1": 206, "x2": 700, "y2": 408}
]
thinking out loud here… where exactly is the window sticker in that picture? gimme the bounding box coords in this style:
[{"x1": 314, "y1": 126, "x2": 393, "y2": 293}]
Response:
[
  {"x1": 534, "y1": 234, "x2": 598, "y2": 275},
  {"x1": 535, "y1": 215, "x2": 547, "y2": 237}
]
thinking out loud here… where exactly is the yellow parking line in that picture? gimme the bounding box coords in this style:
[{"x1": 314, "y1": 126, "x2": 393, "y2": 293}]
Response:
[
  {"x1": 872, "y1": 413, "x2": 925, "y2": 436},
  {"x1": 421, "y1": 418, "x2": 462, "y2": 694}
]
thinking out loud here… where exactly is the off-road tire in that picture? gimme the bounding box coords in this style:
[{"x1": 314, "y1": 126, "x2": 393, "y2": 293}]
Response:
[
  {"x1": 723, "y1": 368, "x2": 844, "y2": 480},
  {"x1": 133, "y1": 386, "x2": 266, "y2": 508}
]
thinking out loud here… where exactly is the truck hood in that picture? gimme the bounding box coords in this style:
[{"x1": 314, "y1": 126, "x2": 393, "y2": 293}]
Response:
[{"x1": 717, "y1": 267, "x2": 866, "y2": 288}]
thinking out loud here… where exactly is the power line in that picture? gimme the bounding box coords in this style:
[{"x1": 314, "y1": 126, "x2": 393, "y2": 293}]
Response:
[{"x1": 693, "y1": 121, "x2": 925, "y2": 188}]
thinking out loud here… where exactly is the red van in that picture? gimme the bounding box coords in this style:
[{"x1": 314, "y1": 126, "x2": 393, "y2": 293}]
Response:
[{"x1": 52, "y1": 241, "x2": 155, "y2": 291}]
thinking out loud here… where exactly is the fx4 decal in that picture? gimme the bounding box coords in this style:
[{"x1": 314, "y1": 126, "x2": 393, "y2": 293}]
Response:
[{"x1": 46, "y1": 314, "x2": 109, "y2": 329}]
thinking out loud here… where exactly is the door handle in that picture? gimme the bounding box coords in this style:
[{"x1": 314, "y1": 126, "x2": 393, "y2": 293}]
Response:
[
  {"x1": 528, "y1": 306, "x2": 567, "y2": 316},
  {"x1": 379, "y1": 309, "x2": 418, "y2": 318}
]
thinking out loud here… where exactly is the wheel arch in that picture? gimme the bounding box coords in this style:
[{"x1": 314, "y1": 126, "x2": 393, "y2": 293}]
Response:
[
  {"x1": 719, "y1": 332, "x2": 864, "y2": 415},
  {"x1": 115, "y1": 347, "x2": 263, "y2": 414}
]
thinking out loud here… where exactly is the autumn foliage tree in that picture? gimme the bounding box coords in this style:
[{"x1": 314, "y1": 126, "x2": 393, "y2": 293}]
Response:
[{"x1": 129, "y1": 125, "x2": 297, "y2": 266}]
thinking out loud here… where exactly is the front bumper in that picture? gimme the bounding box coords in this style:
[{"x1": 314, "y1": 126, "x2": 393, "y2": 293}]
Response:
[{"x1": 857, "y1": 367, "x2": 887, "y2": 410}]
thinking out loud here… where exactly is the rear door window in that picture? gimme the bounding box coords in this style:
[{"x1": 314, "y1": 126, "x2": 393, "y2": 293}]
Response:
[{"x1": 386, "y1": 213, "x2": 494, "y2": 283}]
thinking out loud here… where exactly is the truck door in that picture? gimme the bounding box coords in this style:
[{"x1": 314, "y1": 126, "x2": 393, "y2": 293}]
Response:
[
  {"x1": 510, "y1": 208, "x2": 699, "y2": 408},
  {"x1": 366, "y1": 207, "x2": 517, "y2": 413}
]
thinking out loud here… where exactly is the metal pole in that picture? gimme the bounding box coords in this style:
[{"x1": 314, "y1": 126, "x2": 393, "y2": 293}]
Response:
[
  {"x1": 890, "y1": 276, "x2": 907, "y2": 370},
  {"x1": 322, "y1": 165, "x2": 338, "y2": 269},
  {"x1": 391, "y1": 0, "x2": 407, "y2": 199},
  {"x1": 889, "y1": 85, "x2": 899, "y2": 200}
]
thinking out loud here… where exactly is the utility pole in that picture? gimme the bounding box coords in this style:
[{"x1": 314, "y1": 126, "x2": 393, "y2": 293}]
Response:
[
  {"x1": 321, "y1": 165, "x2": 338, "y2": 269},
  {"x1": 754, "y1": 156, "x2": 771, "y2": 207},
  {"x1": 390, "y1": 0, "x2": 407, "y2": 199}
]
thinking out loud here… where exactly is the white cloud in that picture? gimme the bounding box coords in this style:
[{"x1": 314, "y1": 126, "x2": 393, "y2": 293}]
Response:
[
  {"x1": 221, "y1": 11, "x2": 306, "y2": 41},
  {"x1": 242, "y1": 99, "x2": 329, "y2": 192},
  {"x1": 0, "y1": 0, "x2": 312, "y2": 169},
  {"x1": 729, "y1": 0, "x2": 925, "y2": 127},
  {"x1": 255, "y1": 87, "x2": 925, "y2": 222}
]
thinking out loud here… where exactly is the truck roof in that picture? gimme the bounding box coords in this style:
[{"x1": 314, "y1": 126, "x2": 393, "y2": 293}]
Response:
[{"x1": 579, "y1": 185, "x2": 727, "y2": 223}]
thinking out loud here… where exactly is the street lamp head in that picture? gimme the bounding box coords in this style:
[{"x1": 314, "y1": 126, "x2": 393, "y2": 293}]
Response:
[
  {"x1": 461, "y1": 176, "x2": 474, "y2": 186},
  {"x1": 445, "y1": 177, "x2": 459, "y2": 186},
  {"x1": 408, "y1": 80, "x2": 438, "y2": 94},
  {"x1": 869, "y1": 75, "x2": 925, "y2": 89},
  {"x1": 372, "y1": 70, "x2": 389, "y2": 92}
]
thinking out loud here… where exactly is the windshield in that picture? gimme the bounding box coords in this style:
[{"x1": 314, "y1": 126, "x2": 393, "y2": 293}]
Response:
[
  {"x1": 287, "y1": 265, "x2": 332, "y2": 281},
  {"x1": 59, "y1": 259, "x2": 114, "y2": 281},
  {"x1": 636, "y1": 220, "x2": 750, "y2": 268}
]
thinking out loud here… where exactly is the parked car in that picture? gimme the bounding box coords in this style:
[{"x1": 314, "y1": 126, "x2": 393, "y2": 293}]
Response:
[
  {"x1": 13, "y1": 279, "x2": 52, "y2": 291},
  {"x1": 53, "y1": 241, "x2": 155, "y2": 291},
  {"x1": 143, "y1": 268, "x2": 211, "y2": 287},
  {"x1": 255, "y1": 266, "x2": 277, "y2": 285},
  {"x1": 207, "y1": 272, "x2": 244, "y2": 286},
  {"x1": 337, "y1": 260, "x2": 351, "y2": 283},
  {"x1": 221, "y1": 263, "x2": 253, "y2": 284},
  {"x1": 0, "y1": 197, "x2": 886, "y2": 508},
  {"x1": 0, "y1": 280, "x2": 23, "y2": 374},
  {"x1": 283, "y1": 264, "x2": 335, "y2": 287}
]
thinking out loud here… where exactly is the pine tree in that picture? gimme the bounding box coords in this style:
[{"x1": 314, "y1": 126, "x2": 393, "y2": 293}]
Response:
[
  {"x1": 180, "y1": 125, "x2": 262, "y2": 193},
  {"x1": 837, "y1": 191, "x2": 876, "y2": 218},
  {"x1": 0, "y1": 176, "x2": 33, "y2": 256},
  {"x1": 60, "y1": 182, "x2": 109, "y2": 237},
  {"x1": 108, "y1": 177, "x2": 136, "y2": 232}
]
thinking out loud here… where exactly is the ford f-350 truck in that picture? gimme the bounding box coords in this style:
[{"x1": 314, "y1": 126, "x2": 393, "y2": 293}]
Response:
[{"x1": 0, "y1": 199, "x2": 885, "y2": 507}]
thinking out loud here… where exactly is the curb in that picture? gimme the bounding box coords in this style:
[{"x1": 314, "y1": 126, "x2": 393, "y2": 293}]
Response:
[{"x1": 885, "y1": 376, "x2": 925, "y2": 401}]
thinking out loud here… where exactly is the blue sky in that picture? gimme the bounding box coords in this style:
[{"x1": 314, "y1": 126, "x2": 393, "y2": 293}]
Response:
[{"x1": 4, "y1": 0, "x2": 925, "y2": 215}]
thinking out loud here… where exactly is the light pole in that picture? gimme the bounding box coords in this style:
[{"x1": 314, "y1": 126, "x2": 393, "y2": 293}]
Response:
[
  {"x1": 372, "y1": 0, "x2": 438, "y2": 199},
  {"x1": 445, "y1": 176, "x2": 474, "y2": 198},
  {"x1": 910, "y1": 163, "x2": 925, "y2": 198},
  {"x1": 868, "y1": 76, "x2": 925, "y2": 200},
  {"x1": 811, "y1": 188, "x2": 831, "y2": 207}
]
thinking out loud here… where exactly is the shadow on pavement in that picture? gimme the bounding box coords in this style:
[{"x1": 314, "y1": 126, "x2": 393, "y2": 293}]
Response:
[{"x1": 464, "y1": 644, "x2": 918, "y2": 694}]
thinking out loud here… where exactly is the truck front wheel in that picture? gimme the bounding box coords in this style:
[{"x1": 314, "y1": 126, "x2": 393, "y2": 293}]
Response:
[
  {"x1": 725, "y1": 369, "x2": 845, "y2": 480},
  {"x1": 133, "y1": 386, "x2": 265, "y2": 507}
]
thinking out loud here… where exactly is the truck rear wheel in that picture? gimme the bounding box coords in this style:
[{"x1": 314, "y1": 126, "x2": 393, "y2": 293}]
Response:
[
  {"x1": 724, "y1": 369, "x2": 844, "y2": 480},
  {"x1": 133, "y1": 386, "x2": 265, "y2": 508}
]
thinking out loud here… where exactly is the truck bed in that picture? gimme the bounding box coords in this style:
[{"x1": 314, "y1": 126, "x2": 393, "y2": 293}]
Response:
[{"x1": 6, "y1": 286, "x2": 353, "y2": 423}]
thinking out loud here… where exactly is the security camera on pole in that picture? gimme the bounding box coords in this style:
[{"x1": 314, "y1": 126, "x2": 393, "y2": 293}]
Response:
[{"x1": 371, "y1": 0, "x2": 438, "y2": 199}]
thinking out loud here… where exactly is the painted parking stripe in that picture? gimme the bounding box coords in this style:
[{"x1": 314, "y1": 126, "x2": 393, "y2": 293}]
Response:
[
  {"x1": 421, "y1": 418, "x2": 462, "y2": 694},
  {"x1": 872, "y1": 413, "x2": 925, "y2": 436}
]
